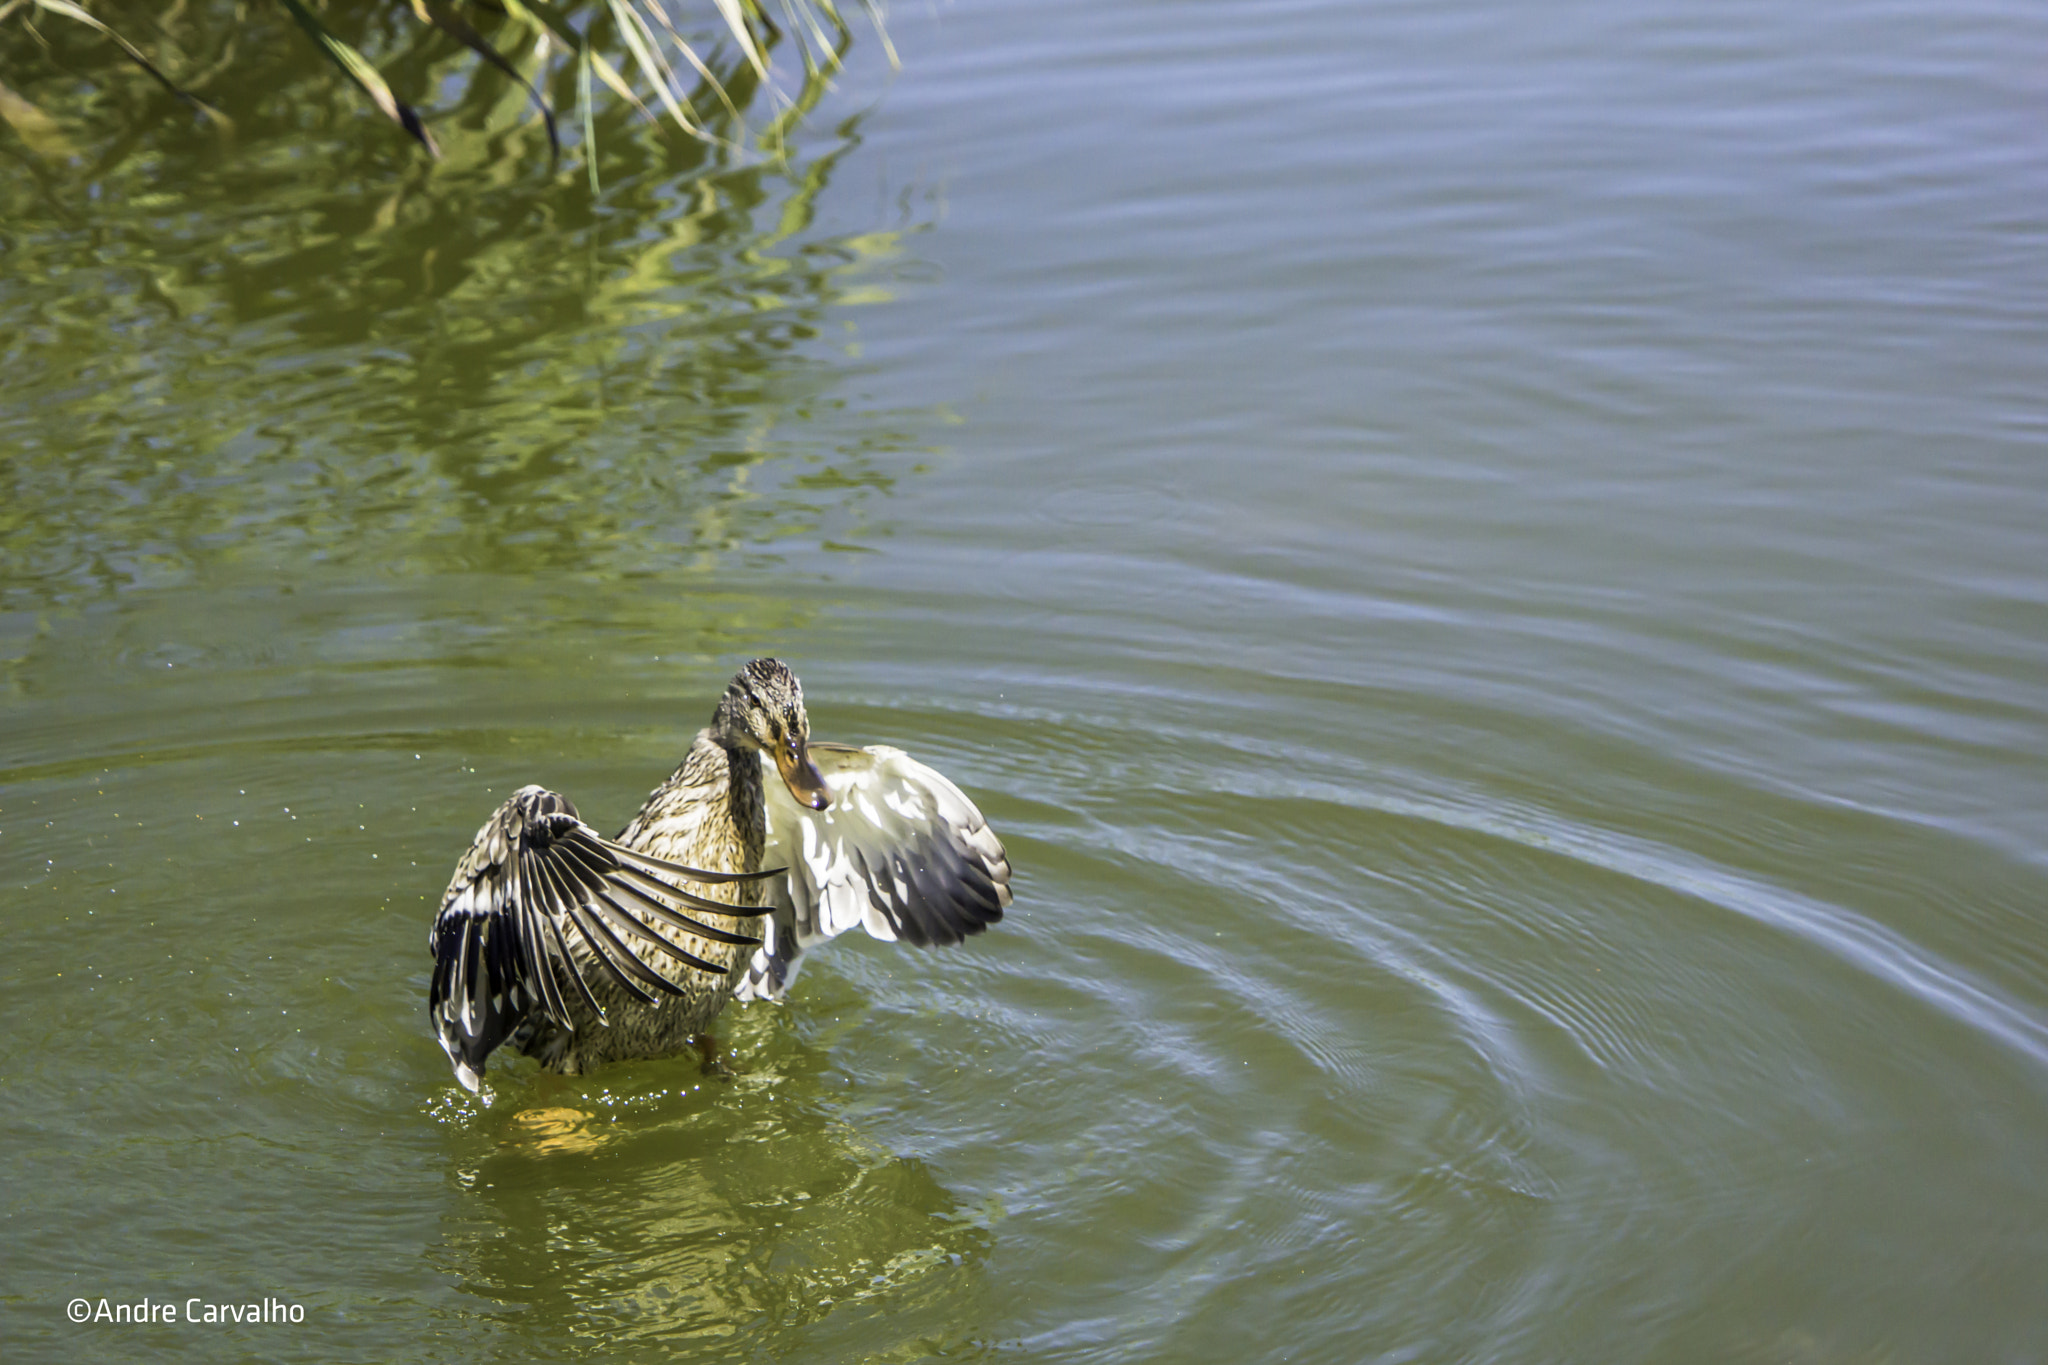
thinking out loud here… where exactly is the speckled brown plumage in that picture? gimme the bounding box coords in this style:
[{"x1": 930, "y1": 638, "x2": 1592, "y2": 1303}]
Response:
[
  {"x1": 523, "y1": 726, "x2": 770, "y2": 1074},
  {"x1": 428, "y1": 658, "x2": 1011, "y2": 1093}
]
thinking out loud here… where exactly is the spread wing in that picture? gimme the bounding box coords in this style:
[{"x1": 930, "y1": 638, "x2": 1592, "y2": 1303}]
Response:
[
  {"x1": 736, "y1": 743, "x2": 1011, "y2": 1002},
  {"x1": 428, "y1": 784, "x2": 772, "y2": 1092}
]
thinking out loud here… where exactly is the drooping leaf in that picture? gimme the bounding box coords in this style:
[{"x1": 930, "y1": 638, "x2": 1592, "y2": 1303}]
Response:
[
  {"x1": 633, "y1": 0, "x2": 744, "y2": 129},
  {"x1": 586, "y1": 46, "x2": 654, "y2": 125},
  {"x1": 273, "y1": 0, "x2": 439, "y2": 156},
  {"x1": 408, "y1": 0, "x2": 558, "y2": 164},
  {"x1": 26, "y1": 0, "x2": 230, "y2": 129},
  {"x1": 774, "y1": 0, "x2": 840, "y2": 78},
  {"x1": 600, "y1": 0, "x2": 699, "y2": 137},
  {"x1": 707, "y1": 0, "x2": 766, "y2": 81}
]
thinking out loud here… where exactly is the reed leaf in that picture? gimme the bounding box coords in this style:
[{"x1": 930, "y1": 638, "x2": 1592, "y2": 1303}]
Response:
[
  {"x1": 603, "y1": 0, "x2": 703, "y2": 137},
  {"x1": 7, "y1": 0, "x2": 890, "y2": 169},
  {"x1": 274, "y1": 0, "x2": 439, "y2": 156},
  {"x1": 408, "y1": 0, "x2": 558, "y2": 163},
  {"x1": 501, "y1": 0, "x2": 649, "y2": 130},
  {"x1": 577, "y1": 39, "x2": 598, "y2": 192},
  {"x1": 708, "y1": 0, "x2": 766, "y2": 80},
  {"x1": 633, "y1": 0, "x2": 744, "y2": 129},
  {"x1": 24, "y1": 0, "x2": 230, "y2": 129}
]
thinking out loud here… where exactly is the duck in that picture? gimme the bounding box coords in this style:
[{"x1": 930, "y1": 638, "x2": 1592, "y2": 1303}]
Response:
[{"x1": 428, "y1": 658, "x2": 1012, "y2": 1092}]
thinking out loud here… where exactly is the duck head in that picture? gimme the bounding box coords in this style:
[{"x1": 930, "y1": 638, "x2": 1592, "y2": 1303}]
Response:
[{"x1": 713, "y1": 658, "x2": 831, "y2": 810}]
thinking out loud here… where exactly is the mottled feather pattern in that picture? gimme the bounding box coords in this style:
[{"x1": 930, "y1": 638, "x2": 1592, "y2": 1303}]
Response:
[
  {"x1": 427, "y1": 778, "x2": 773, "y2": 1091},
  {"x1": 427, "y1": 660, "x2": 1012, "y2": 1090}
]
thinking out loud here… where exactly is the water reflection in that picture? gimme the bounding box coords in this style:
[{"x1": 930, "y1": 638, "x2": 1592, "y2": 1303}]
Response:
[
  {"x1": 0, "y1": 5, "x2": 929, "y2": 611},
  {"x1": 430, "y1": 1005, "x2": 995, "y2": 1357}
]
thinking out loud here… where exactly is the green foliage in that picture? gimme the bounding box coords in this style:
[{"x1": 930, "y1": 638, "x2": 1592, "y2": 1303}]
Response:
[
  {"x1": 0, "y1": 0, "x2": 939, "y2": 619},
  {"x1": 0, "y1": 0, "x2": 883, "y2": 173}
]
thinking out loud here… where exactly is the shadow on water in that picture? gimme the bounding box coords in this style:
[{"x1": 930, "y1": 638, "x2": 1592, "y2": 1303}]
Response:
[
  {"x1": 0, "y1": 1, "x2": 934, "y2": 613},
  {"x1": 425, "y1": 1002, "x2": 998, "y2": 1360}
]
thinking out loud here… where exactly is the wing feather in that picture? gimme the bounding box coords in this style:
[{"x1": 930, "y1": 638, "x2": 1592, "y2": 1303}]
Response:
[
  {"x1": 590, "y1": 886, "x2": 730, "y2": 975},
  {"x1": 552, "y1": 838, "x2": 763, "y2": 945},
  {"x1": 558, "y1": 895, "x2": 674, "y2": 1005},
  {"x1": 455, "y1": 904, "x2": 480, "y2": 1034},
  {"x1": 574, "y1": 847, "x2": 771, "y2": 932},
  {"x1": 737, "y1": 743, "x2": 1011, "y2": 1003},
  {"x1": 520, "y1": 892, "x2": 574, "y2": 1033},
  {"x1": 521, "y1": 845, "x2": 628, "y2": 1017},
  {"x1": 606, "y1": 842, "x2": 786, "y2": 885},
  {"x1": 529, "y1": 844, "x2": 667, "y2": 1007},
  {"x1": 428, "y1": 784, "x2": 762, "y2": 1091},
  {"x1": 541, "y1": 895, "x2": 609, "y2": 1022}
]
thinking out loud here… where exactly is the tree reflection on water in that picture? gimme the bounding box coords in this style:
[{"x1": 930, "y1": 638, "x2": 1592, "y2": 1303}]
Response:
[{"x1": 0, "y1": 1, "x2": 934, "y2": 612}]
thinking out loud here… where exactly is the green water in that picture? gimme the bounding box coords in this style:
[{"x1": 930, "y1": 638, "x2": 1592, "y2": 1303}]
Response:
[{"x1": 5, "y1": 0, "x2": 2047, "y2": 1360}]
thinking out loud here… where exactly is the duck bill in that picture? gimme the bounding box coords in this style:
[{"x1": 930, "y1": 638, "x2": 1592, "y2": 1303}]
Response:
[{"x1": 776, "y1": 742, "x2": 831, "y2": 811}]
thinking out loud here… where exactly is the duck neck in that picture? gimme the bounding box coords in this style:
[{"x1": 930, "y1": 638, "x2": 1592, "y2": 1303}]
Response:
[
  {"x1": 712, "y1": 732, "x2": 767, "y2": 872},
  {"x1": 618, "y1": 728, "x2": 766, "y2": 876}
]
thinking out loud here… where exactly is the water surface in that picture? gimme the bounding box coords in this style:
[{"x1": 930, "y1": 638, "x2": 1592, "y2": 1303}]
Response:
[{"x1": 4, "y1": 0, "x2": 2046, "y2": 1360}]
